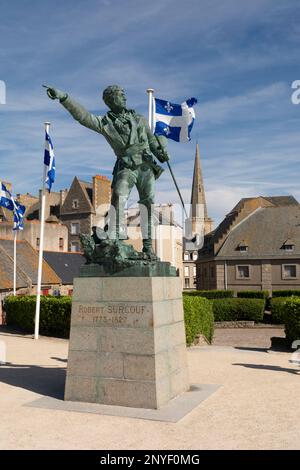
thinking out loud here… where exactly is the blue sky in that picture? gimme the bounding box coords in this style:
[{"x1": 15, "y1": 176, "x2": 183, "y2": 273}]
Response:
[{"x1": 0, "y1": 0, "x2": 300, "y2": 226}]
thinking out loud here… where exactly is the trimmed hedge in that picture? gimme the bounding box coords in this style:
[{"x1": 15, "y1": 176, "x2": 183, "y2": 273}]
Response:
[
  {"x1": 212, "y1": 298, "x2": 265, "y2": 322},
  {"x1": 281, "y1": 297, "x2": 300, "y2": 343},
  {"x1": 183, "y1": 295, "x2": 214, "y2": 346},
  {"x1": 237, "y1": 290, "x2": 269, "y2": 299},
  {"x1": 4, "y1": 295, "x2": 71, "y2": 337},
  {"x1": 270, "y1": 297, "x2": 287, "y2": 324},
  {"x1": 184, "y1": 290, "x2": 234, "y2": 299},
  {"x1": 272, "y1": 290, "x2": 300, "y2": 298}
]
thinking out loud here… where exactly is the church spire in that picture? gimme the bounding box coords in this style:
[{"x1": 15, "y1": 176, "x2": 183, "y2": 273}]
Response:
[
  {"x1": 190, "y1": 142, "x2": 208, "y2": 219},
  {"x1": 190, "y1": 143, "x2": 213, "y2": 235}
]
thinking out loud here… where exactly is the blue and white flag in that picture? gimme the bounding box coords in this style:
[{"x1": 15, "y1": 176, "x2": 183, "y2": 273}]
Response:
[
  {"x1": 154, "y1": 97, "x2": 197, "y2": 143},
  {"x1": 0, "y1": 181, "x2": 14, "y2": 211},
  {"x1": 0, "y1": 181, "x2": 25, "y2": 230},
  {"x1": 13, "y1": 201, "x2": 25, "y2": 231},
  {"x1": 44, "y1": 131, "x2": 55, "y2": 192}
]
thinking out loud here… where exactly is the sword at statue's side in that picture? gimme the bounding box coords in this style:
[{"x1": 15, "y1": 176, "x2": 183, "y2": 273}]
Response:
[{"x1": 154, "y1": 135, "x2": 188, "y2": 220}]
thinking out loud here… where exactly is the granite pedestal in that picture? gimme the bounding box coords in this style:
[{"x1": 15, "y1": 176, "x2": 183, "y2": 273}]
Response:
[{"x1": 65, "y1": 276, "x2": 189, "y2": 409}]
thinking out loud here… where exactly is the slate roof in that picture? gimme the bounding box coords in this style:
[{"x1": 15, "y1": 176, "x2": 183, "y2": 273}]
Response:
[
  {"x1": 0, "y1": 239, "x2": 61, "y2": 287},
  {"x1": 0, "y1": 246, "x2": 28, "y2": 290},
  {"x1": 217, "y1": 205, "x2": 300, "y2": 259},
  {"x1": 43, "y1": 251, "x2": 85, "y2": 284}
]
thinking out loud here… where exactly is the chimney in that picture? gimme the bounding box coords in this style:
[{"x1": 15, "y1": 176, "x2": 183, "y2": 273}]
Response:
[
  {"x1": 60, "y1": 189, "x2": 68, "y2": 207},
  {"x1": 92, "y1": 175, "x2": 111, "y2": 213}
]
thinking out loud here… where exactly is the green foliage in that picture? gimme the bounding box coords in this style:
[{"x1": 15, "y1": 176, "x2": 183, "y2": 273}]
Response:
[
  {"x1": 183, "y1": 296, "x2": 214, "y2": 346},
  {"x1": 272, "y1": 290, "x2": 300, "y2": 298},
  {"x1": 184, "y1": 290, "x2": 234, "y2": 299},
  {"x1": 212, "y1": 298, "x2": 265, "y2": 322},
  {"x1": 237, "y1": 290, "x2": 269, "y2": 299},
  {"x1": 270, "y1": 297, "x2": 287, "y2": 324},
  {"x1": 281, "y1": 297, "x2": 300, "y2": 343},
  {"x1": 4, "y1": 295, "x2": 71, "y2": 338}
]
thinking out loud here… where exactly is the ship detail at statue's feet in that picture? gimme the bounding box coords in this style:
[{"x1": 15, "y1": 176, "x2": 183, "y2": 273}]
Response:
[{"x1": 142, "y1": 242, "x2": 158, "y2": 261}]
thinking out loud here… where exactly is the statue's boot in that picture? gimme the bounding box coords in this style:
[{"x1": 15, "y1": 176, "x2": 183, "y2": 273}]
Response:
[{"x1": 142, "y1": 239, "x2": 158, "y2": 260}]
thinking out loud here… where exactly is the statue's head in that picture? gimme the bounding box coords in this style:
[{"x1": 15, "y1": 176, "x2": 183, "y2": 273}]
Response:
[{"x1": 103, "y1": 85, "x2": 126, "y2": 113}]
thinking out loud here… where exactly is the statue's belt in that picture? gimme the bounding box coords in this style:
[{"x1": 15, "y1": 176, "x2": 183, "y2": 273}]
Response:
[{"x1": 113, "y1": 145, "x2": 164, "y2": 180}]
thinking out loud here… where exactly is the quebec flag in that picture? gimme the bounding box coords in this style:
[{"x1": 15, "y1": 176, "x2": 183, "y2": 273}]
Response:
[
  {"x1": 44, "y1": 131, "x2": 56, "y2": 192},
  {"x1": 0, "y1": 181, "x2": 25, "y2": 230},
  {"x1": 0, "y1": 182, "x2": 14, "y2": 211},
  {"x1": 13, "y1": 201, "x2": 26, "y2": 231},
  {"x1": 154, "y1": 97, "x2": 197, "y2": 143}
]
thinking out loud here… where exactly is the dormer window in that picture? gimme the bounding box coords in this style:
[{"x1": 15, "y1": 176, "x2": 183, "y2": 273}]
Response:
[
  {"x1": 72, "y1": 199, "x2": 79, "y2": 209},
  {"x1": 237, "y1": 241, "x2": 248, "y2": 252},
  {"x1": 281, "y1": 239, "x2": 295, "y2": 252}
]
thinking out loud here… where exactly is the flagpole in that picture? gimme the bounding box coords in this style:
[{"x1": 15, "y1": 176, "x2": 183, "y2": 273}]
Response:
[
  {"x1": 147, "y1": 88, "x2": 154, "y2": 130},
  {"x1": 13, "y1": 230, "x2": 17, "y2": 296},
  {"x1": 34, "y1": 122, "x2": 49, "y2": 340}
]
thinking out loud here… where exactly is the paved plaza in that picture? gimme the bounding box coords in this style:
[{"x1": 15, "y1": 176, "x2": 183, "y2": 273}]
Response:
[{"x1": 0, "y1": 326, "x2": 299, "y2": 450}]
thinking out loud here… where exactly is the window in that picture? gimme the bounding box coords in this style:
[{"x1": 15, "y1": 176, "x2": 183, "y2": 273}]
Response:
[
  {"x1": 239, "y1": 246, "x2": 248, "y2": 252},
  {"x1": 193, "y1": 266, "x2": 196, "y2": 276},
  {"x1": 192, "y1": 252, "x2": 198, "y2": 261},
  {"x1": 72, "y1": 199, "x2": 79, "y2": 209},
  {"x1": 282, "y1": 244, "x2": 294, "y2": 252},
  {"x1": 184, "y1": 266, "x2": 189, "y2": 277},
  {"x1": 236, "y1": 265, "x2": 250, "y2": 279},
  {"x1": 237, "y1": 241, "x2": 248, "y2": 252},
  {"x1": 71, "y1": 222, "x2": 80, "y2": 235},
  {"x1": 71, "y1": 241, "x2": 79, "y2": 252},
  {"x1": 184, "y1": 252, "x2": 189, "y2": 261},
  {"x1": 281, "y1": 239, "x2": 295, "y2": 252},
  {"x1": 282, "y1": 264, "x2": 297, "y2": 279},
  {"x1": 36, "y1": 238, "x2": 40, "y2": 248},
  {"x1": 185, "y1": 278, "x2": 190, "y2": 288},
  {"x1": 193, "y1": 278, "x2": 197, "y2": 286},
  {"x1": 59, "y1": 238, "x2": 64, "y2": 251}
]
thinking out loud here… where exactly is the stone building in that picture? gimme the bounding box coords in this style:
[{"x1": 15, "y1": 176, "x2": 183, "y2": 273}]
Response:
[
  {"x1": 0, "y1": 217, "x2": 68, "y2": 252},
  {"x1": 59, "y1": 175, "x2": 111, "y2": 252},
  {"x1": 183, "y1": 144, "x2": 213, "y2": 289},
  {"x1": 125, "y1": 204, "x2": 183, "y2": 276},
  {"x1": 196, "y1": 196, "x2": 300, "y2": 294}
]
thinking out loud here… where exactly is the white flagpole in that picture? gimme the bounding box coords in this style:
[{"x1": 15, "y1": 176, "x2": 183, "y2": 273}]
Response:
[
  {"x1": 147, "y1": 88, "x2": 154, "y2": 131},
  {"x1": 13, "y1": 230, "x2": 17, "y2": 296},
  {"x1": 34, "y1": 122, "x2": 50, "y2": 340}
]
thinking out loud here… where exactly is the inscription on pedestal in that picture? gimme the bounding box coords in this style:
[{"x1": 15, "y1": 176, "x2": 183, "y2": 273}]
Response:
[{"x1": 72, "y1": 303, "x2": 152, "y2": 328}]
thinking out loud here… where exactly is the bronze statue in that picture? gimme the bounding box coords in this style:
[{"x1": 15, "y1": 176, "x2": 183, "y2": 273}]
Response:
[{"x1": 45, "y1": 84, "x2": 171, "y2": 269}]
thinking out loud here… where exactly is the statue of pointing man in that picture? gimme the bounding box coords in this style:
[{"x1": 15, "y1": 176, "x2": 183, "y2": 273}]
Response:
[{"x1": 45, "y1": 84, "x2": 169, "y2": 259}]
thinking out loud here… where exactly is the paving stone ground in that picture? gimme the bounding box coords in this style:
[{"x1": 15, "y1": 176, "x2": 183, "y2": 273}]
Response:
[{"x1": 0, "y1": 325, "x2": 299, "y2": 450}]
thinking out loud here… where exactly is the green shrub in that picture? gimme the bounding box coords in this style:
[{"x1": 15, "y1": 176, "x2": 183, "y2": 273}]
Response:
[
  {"x1": 212, "y1": 298, "x2": 265, "y2": 322},
  {"x1": 183, "y1": 296, "x2": 214, "y2": 346},
  {"x1": 4, "y1": 295, "x2": 71, "y2": 337},
  {"x1": 272, "y1": 290, "x2": 300, "y2": 298},
  {"x1": 237, "y1": 290, "x2": 269, "y2": 299},
  {"x1": 270, "y1": 297, "x2": 287, "y2": 324},
  {"x1": 281, "y1": 297, "x2": 300, "y2": 343},
  {"x1": 184, "y1": 290, "x2": 234, "y2": 299}
]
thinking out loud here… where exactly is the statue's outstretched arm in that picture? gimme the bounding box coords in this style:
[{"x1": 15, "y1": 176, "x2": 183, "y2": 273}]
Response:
[{"x1": 44, "y1": 86, "x2": 102, "y2": 133}]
